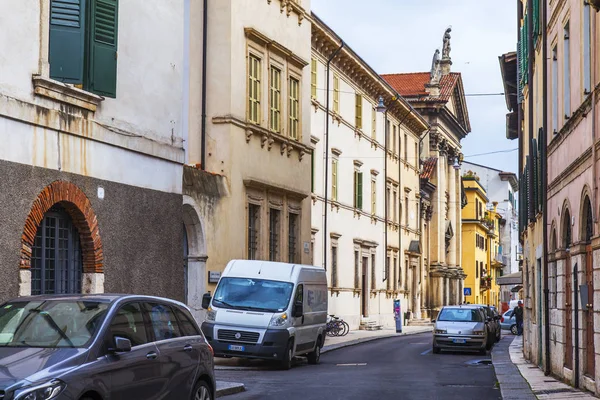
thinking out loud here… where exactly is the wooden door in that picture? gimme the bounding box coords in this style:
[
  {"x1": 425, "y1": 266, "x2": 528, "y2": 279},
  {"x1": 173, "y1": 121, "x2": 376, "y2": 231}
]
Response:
[
  {"x1": 565, "y1": 255, "x2": 573, "y2": 369},
  {"x1": 362, "y1": 257, "x2": 369, "y2": 317},
  {"x1": 586, "y1": 245, "x2": 595, "y2": 377}
]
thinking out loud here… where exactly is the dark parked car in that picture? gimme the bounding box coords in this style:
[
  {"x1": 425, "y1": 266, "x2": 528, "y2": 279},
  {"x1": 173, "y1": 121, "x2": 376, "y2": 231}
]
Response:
[{"x1": 0, "y1": 294, "x2": 215, "y2": 400}]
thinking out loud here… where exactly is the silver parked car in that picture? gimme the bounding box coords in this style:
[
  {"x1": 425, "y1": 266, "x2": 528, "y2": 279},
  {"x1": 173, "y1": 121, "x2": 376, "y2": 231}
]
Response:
[
  {"x1": 0, "y1": 294, "x2": 215, "y2": 400},
  {"x1": 432, "y1": 305, "x2": 488, "y2": 355},
  {"x1": 500, "y1": 309, "x2": 518, "y2": 334}
]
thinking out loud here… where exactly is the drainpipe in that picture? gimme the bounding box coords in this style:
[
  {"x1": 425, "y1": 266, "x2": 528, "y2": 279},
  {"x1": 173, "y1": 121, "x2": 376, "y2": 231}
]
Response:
[
  {"x1": 541, "y1": 0, "x2": 551, "y2": 376},
  {"x1": 322, "y1": 41, "x2": 344, "y2": 270},
  {"x1": 385, "y1": 109, "x2": 388, "y2": 281},
  {"x1": 182, "y1": 0, "x2": 190, "y2": 164},
  {"x1": 526, "y1": 0, "x2": 534, "y2": 351},
  {"x1": 592, "y1": 6, "x2": 598, "y2": 228},
  {"x1": 517, "y1": 0, "x2": 524, "y2": 239},
  {"x1": 200, "y1": 0, "x2": 208, "y2": 170},
  {"x1": 574, "y1": 262, "x2": 580, "y2": 388}
]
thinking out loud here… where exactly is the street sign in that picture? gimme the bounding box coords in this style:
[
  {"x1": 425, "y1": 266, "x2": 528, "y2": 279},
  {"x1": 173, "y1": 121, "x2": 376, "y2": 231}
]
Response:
[
  {"x1": 303, "y1": 242, "x2": 310, "y2": 254},
  {"x1": 208, "y1": 271, "x2": 221, "y2": 283},
  {"x1": 464, "y1": 287, "x2": 472, "y2": 296}
]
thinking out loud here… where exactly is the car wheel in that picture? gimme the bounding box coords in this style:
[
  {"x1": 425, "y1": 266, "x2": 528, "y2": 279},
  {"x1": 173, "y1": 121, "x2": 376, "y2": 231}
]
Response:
[
  {"x1": 280, "y1": 339, "x2": 294, "y2": 370},
  {"x1": 307, "y1": 337, "x2": 322, "y2": 364},
  {"x1": 511, "y1": 325, "x2": 518, "y2": 335},
  {"x1": 496, "y1": 330, "x2": 501, "y2": 342},
  {"x1": 432, "y1": 345, "x2": 441, "y2": 354},
  {"x1": 479, "y1": 348, "x2": 487, "y2": 355},
  {"x1": 192, "y1": 380, "x2": 213, "y2": 400}
]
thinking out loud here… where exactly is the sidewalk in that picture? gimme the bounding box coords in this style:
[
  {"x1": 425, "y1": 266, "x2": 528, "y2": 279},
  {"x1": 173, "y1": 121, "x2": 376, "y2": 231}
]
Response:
[{"x1": 492, "y1": 335, "x2": 597, "y2": 399}]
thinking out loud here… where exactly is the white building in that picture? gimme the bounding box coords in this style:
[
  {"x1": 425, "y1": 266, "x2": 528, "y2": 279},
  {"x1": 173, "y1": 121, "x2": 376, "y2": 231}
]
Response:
[
  {"x1": 0, "y1": 0, "x2": 186, "y2": 301},
  {"x1": 462, "y1": 161, "x2": 520, "y2": 302},
  {"x1": 310, "y1": 14, "x2": 429, "y2": 329}
]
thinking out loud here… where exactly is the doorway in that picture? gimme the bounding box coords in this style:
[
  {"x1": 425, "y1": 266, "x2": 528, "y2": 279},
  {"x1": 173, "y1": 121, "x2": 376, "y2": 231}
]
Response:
[
  {"x1": 362, "y1": 256, "x2": 369, "y2": 317},
  {"x1": 585, "y1": 244, "x2": 595, "y2": 377},
  {"x1": 565, "y1": 254, "x2": 573, "y2": 370}
]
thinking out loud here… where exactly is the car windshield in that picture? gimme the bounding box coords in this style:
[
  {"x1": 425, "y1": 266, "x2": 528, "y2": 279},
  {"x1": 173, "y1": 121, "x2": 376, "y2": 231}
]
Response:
[
  {"x1": 0, "y1": 300, "x2": 109, "y2": 348},
  {"x1": 438, "y1": 308, "x2": 483, "y2": 322},
  {"x1": 212, "y1": 277, "x2": 294, "y2": 312}
]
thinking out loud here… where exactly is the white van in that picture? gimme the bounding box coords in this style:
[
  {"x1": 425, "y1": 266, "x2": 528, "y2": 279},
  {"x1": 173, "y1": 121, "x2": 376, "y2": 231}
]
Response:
[{"x1": 200, "y1": 260, "x2": 328, "y2": 369}]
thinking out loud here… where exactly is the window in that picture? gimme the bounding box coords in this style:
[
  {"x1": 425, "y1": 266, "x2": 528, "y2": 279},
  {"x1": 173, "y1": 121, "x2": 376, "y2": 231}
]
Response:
[
  {"x1": 247, "y1": 204, "x2": 260, "y2": 260},
  {"x1": 310, "y1": 57, "x2": 317, "y2": 98},
  {"x1": 386, "y1": 255, "x2": 391, "y2": 290},
  {"x1": 393, "y1": 125, "x2": 397, "y2": 155},
  {"x1": 563, "y1": 22, "x2": 570, "y2": 118},
  {"x1": 386, "y1": 119, "x2": 390, "y2": 150},
  {"x1": 311, "y1": 151, "x2": 315, "y2": 192},
  {"x1": 333, "y1": 74, "x2": 340, "y2": 113},
  {"x1": 332, "y1": 159, "x2": 339, "y2": 201},
  {"x1": 109, "y1": 303, "x2": 148, "y2": 347},
  {"x1": 331, "y1": 245, "x2": 338, "y2": 287},
  {"x1": 386, "y1": 186, "x2": 391, "y2": 220},
  {"x1": 405, "y1": 196, "x2": 409, "y2": 226},
  {"x1": 31, "y1": 205, "x2": 83, "y2": 295},
  {"x1": 288, "y1": 213, "x2": 298, "y2": 263},
  {"x1": 404, "y1": 134, "x2": 408, "y2": 161},
  {"x1": 371, "y1": 178, "x2": 377, "y2": 215},
  {"x1": 354, "y1": 171, "x2": 363, "y2": 210},
  {"x1": 289, "y1": 77, "x2": 300, "y2": 140},
  {"x1": 416, "y1": 204, "x2": 419, "y2": 229},
  {"x1": 269, "y1": 66, "x2": 281, "y2": 132},
  {"x1": 355, "y1": 94, "x2": 363, "y2": 129},
  {"x1": 476, "y1": 261, "x2": 479, "y2": 278},
  {"x1": 583, "y1": 3, "x2": 591, "y2": 94},
  {"x1": 404, "y1": 260, "x2": 409, "y2": 290},
  {"x1": 49, "y1": 0, "x2": 119, "y2": 98},
  {"x1": 173, "y1": 308, "x2": 200, "y2": 336},
  {"x1": 394, "y1": 257, "x2": 399, "y2": 289},
  {"x1": 148, "y1": 303, "x2": 181, "y2": 341},
  {"x1": 269, "y1": 208, "x2": 280, "y2": 261},
  {"x1": 371, "y1": 107, "x2": 376, "y2": 139},
  {"x1": 248, "y1": 54, "x2": 262, "y2": 124},
  {"x1": 552, "y1": 45, "x2": 558, "y2": 132},
  {"x1": 294, "y1": 284, "x2": 303, "y2": 305},
  {"x1": 354, "y1": 250, "x2": 360, "y2": 289},
  {"x1": 393, "y1": 189, "x2": 398, "y2": 222},
  {"x1": 414, "y1": 142, "x2": 418, "y2": 168}
]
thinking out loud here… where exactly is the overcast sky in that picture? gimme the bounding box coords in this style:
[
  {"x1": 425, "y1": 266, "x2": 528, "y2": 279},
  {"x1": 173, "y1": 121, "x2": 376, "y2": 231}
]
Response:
[{"x1": 311, "y1": 0, "x2": 518, "y2": 173}]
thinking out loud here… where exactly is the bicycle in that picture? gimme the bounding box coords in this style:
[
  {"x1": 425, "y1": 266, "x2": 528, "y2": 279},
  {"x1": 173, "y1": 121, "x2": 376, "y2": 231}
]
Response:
[{"x1": 325, "y1": 314, "x2": 349, "y2": 337}]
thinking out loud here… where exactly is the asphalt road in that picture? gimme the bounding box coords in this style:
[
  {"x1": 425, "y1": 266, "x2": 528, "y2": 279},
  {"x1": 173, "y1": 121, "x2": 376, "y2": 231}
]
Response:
[{"x1": 216, "y1": 333, "x2": 502, "y2": 400}]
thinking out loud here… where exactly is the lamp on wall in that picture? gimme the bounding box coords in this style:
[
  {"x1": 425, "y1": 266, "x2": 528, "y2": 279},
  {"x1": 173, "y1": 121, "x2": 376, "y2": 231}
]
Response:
[{"x1": 375, "y1": 96, "x2": 387, "y2": 113}]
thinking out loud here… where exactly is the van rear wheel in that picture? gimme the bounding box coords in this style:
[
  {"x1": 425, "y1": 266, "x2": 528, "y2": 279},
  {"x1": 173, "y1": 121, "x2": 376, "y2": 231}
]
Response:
[{"x1": 307, "y1": 337, "x2": 322, "y2": 364}]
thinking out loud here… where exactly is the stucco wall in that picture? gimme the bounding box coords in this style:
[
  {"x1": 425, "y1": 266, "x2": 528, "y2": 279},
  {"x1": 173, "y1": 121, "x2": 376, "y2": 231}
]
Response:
[{"x1": 0, "y1": 159, "x2": 184, "y2": 303}]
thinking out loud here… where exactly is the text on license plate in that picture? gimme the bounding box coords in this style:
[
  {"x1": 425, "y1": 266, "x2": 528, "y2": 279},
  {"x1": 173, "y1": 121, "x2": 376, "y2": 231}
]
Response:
[
  {"x1": 228, "y1": 345, "x2": 245, "y2": 352},
  {"x1": 452, "y1": 339, "x2": 466, "y2": 344}
]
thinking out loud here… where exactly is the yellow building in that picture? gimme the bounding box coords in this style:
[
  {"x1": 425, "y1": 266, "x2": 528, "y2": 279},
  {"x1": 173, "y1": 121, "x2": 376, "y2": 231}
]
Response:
[{"x1": 461, "y1": 174, "x2": 503, "y2": 309}]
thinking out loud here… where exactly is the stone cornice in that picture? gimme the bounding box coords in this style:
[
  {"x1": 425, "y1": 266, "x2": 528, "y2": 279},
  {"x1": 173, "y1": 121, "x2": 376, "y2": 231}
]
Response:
[
  {"x1": 548, "y1": 94, "x2": 592, "y2": 155},
  {"x1": 245, "y1": 27, "x2": 308, "y2": 69},
  {"x1": 243, "y1": 178, "x2": 309, "y2": 200},
  {"x1": 266, "y1": 0, "x2": 308, "y2": 26},
  {"x1": 548, "y1": 146, "x2": 592, "y2": 197}
]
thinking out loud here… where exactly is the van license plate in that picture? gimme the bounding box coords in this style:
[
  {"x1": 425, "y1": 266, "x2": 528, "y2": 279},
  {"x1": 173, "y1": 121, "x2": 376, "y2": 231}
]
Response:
[
  {"x1": 452, "y1": 339, "x2": 466, "y2": 344},
  {"x1": 228, "y1": 345, "x2": 245, "y2": 352}
]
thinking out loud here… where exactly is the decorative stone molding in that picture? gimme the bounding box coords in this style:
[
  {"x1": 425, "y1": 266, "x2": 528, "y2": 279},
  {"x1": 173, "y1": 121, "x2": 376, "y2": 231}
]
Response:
[
  {"x1": 20, "y1": 180, "x2": 103, "y2": 273},
  {"x1": 244, "y1": 178, "x2": 309, "y2": 200},
  {"x1": 32, "y1": 75, "x2": 103, "y2": 112},
  {"x1": 244, "y1": 27, "x2": 308, "y2": 69}
]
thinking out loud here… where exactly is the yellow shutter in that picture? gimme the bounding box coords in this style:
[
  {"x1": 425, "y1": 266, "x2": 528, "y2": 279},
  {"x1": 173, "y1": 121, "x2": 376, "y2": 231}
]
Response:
[
  {"x1": 355, "y1": 94, "x2": 362, "y2": 129},
  {"x1": 248, "y1": 55, "x2": 261, "y2": 124},
  {"x1": 332, "y1": 159, "x2": 338, "y2": 201},
  {"x1": 269, "y1": 66, "x2": 281, "y2": 132},
  {"x1": 289, "y1": 77, "x2": 300, "y2": 140},
  {"x1": 333, "y1": 74, "x2": 339, "y2": 113},
  {"x1": 311, "y1": 58, "x2": 317, "y2": 98}
]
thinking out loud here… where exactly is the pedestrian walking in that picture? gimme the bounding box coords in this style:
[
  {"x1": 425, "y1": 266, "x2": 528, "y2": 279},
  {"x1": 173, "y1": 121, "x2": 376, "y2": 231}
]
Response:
[{"x1": 513, "y1": 300, "x2": 524, "y2": 336}]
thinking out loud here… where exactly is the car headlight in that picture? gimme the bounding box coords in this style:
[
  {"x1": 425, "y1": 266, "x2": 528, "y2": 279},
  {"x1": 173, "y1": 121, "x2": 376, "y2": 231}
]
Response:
[
  {"x1": 269, "y1": 312, "x2": 288, "y2": 327},
  {"x1": 15, "y1": 379, "x2": 66, "y2": 400},
  {"x1": 473, "y1": 330, "x2": 486, "y2": 336},
  {"x1": 206, "y1": 307, "x2": 217, "y2": 322},
  {"x1": 434, "y1": 329, "x2": 447, "y2": 334}
]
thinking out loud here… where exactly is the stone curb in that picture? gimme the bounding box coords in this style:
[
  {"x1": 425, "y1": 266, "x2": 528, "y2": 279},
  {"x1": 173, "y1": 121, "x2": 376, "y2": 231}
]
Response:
[
  {"x1": 216, "y1": 381, "x2": 246, "y2": 398},
  {"x1": 321, "y1": 327, "x2": 432, "y2": 354}
]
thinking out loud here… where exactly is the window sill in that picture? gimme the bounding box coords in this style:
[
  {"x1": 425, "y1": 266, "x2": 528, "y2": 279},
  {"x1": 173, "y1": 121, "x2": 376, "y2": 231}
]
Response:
[{"x1": 32, "y1": 75, "x2": 103, "y2": 112}]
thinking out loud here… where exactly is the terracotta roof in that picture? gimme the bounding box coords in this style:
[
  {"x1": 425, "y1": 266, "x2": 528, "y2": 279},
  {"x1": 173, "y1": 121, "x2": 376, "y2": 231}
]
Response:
[
  {"x1": 420, "y1": 157, "x2": 437, "y2": 179},
  {"x1": 381, "y1": 72, "x2": 461, "y2": 102}
]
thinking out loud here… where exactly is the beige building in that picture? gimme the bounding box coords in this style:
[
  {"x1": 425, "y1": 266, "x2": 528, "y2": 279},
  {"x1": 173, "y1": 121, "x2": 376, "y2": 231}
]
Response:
[
  {"x1": 384, "y1": 28, "x2": 471, "y2": 318},
  {"x1": 310, "y1": 15, "x2": 429, "y2": 328},
  {"x1": 183, "y1": 0, "x2": 313, "y2": 318}
]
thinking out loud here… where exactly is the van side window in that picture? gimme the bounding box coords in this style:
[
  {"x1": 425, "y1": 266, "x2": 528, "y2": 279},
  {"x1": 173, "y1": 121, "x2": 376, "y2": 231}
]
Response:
[{"x1": 294, "y1": 284, "x2": 303, "y2": 304}]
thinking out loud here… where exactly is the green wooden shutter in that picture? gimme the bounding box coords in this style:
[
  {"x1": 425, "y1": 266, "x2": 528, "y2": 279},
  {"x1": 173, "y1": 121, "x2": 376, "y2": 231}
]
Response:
[
  {"x1": 531, "y1": 138, "x2": 538, "y2": 214},
  {"x1": 533, "y1": 0, "x2": 540, "y2": 46},
  {"x1": 357, "y1": 172, "x2": 363, "y2": 210},
  {"x1": 49, "y1": 0, "x2": 86, "y2": 83},
  {"x1": 88, "y1": 0, "x2": 119, "y2": 97}
]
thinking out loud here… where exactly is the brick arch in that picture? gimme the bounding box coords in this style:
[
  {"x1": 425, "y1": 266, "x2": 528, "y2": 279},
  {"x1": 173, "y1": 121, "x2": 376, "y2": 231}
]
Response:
[{"x1": 21, "y1": 181, "x2": 103, "y2": 274}]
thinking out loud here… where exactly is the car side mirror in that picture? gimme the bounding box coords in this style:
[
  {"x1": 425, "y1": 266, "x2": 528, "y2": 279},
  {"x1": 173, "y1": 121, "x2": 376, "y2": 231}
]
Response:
[
  {"x1": 202, "y1": 293, "x2": 212, "y2": 310},
  {"x1": 110, "y1": 336, "x2": 132, "y2": 353},
  {"x1": 292, "y1": 301, "x2": 303, "y2": 318}
]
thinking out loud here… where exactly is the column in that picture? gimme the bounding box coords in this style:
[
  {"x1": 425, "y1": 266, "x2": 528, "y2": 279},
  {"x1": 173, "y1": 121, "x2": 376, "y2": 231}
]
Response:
[{"x1": 446, "y1": 152, "x2": 457, "y2": 268}]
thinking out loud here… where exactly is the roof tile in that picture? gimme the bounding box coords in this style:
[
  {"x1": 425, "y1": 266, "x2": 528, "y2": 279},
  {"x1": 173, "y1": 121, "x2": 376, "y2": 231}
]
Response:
[
  {"x1": 382, "y1": 72, "x2": 461, "y2": 103},
  {"x1": 420, "y1": 157, "x2": 437, "y2": 179}
]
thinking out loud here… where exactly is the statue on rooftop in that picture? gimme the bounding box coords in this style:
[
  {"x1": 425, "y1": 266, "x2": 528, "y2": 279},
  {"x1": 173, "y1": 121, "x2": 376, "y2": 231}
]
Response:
[{"x1": 442, "y1": 27, "x2": 452, "y2": 60}]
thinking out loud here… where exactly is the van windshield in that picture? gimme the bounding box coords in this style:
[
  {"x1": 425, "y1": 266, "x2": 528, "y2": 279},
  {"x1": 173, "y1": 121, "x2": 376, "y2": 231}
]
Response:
[{"x1": 212, "y1": 278, "x2": 294, "y2": 312}]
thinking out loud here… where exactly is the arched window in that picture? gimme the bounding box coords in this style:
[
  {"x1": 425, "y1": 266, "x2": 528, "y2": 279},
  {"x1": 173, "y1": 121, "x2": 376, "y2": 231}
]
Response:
[
  {"x1": 583, "y1": 197, "x2": 593, "y2": 243},
  {"x1": 562, "y1": 208, "x2": 572, "y2": 249},
  {"x1": 31, "y1": 205, "x2": 83, "y2": 295},
  {"x1": 550, "y1": 226, "x2": 557, "y2": 252}
]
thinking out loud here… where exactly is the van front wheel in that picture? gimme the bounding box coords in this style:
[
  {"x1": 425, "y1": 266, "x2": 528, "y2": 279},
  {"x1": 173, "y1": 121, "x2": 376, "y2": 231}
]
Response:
[
  {"x1": 280, "y1": 339, "x2": 294, "y2": 370},
  {"x1": 307, "y1": 337, "x2": 322, "y2": 364}
]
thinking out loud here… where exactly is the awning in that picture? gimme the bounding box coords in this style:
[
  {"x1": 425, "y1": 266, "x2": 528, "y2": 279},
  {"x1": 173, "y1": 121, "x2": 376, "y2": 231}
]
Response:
[{"x1": 497, "y1": 271, "x2": 522, "y2": 285}]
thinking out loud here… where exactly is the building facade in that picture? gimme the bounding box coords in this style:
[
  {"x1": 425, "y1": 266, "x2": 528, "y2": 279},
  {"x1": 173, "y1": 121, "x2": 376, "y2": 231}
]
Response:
[
  {"x1": 383, "y1": 29, "x2": 471, "y2": 317},
  {"x1": 462, "y1": 161, "x2": 520, "y2": 306},
  {"x1": 310, "y1": 15, "x2": 429, "y2": 329},
  {"x1": 504, "y1": 0, "x2": 600, "y2": 394},
  {"x1": 0, "y1": 0, "x2": 186, "y2": 302},
  {"x1": 183, "y1": 0, "x2": 314, "y2": 318}
]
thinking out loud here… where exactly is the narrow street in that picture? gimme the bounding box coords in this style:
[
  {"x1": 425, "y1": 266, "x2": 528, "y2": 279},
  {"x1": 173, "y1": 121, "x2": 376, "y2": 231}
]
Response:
[{"x1": 216, "y1": 333, "x2": 501, "y2": 399}]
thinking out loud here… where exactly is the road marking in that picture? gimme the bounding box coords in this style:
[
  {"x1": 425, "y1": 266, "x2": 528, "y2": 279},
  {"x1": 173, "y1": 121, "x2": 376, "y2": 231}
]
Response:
[
  {"x1": 336, "y1": 363, "x2": 367, "y2": 366},
  {"x1": 421, "y1": 349, "x2": 432, "y2": 355}
]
